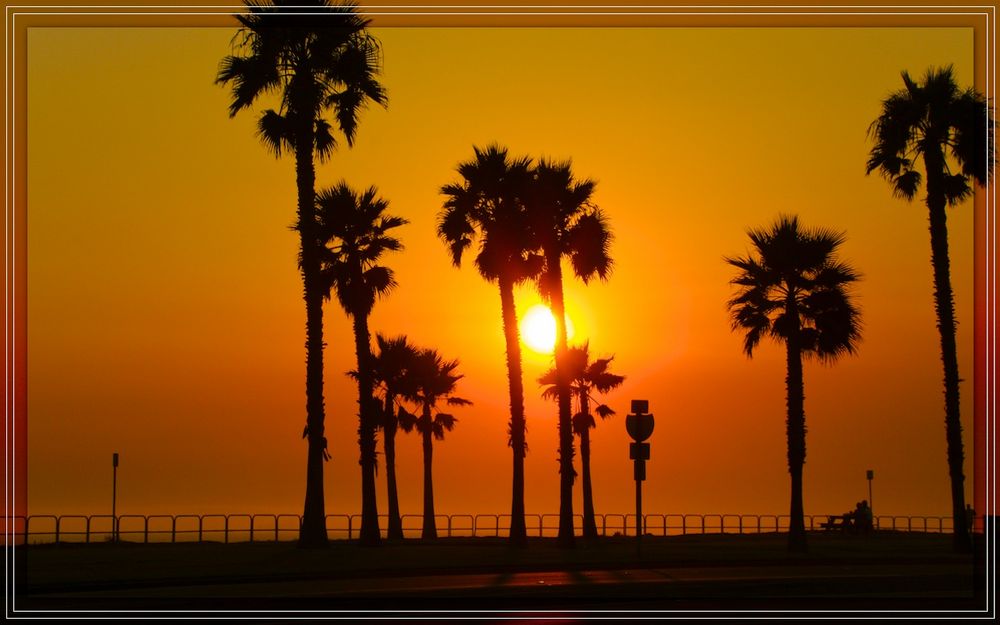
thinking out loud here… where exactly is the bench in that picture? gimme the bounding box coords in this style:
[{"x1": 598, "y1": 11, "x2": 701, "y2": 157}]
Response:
[{"x1": 820, "y1": 515, "x2": 853, "y2": 531}]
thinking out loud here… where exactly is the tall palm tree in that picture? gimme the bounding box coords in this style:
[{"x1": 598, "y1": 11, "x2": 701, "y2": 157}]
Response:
[
  {"x1": 370, "y1": 334, "x2": 420, "y2": 540},
  {"x1": 524, "y1": 159, "x2": 613, "y2": 547},
  {"x1": 317, "y1": 182, "x2": 406, "y2": 546},
  {"x1": 438, "y1": 144, "x2": 541, "y2": 546},
  {"x1": 398, "y1": 349, "x2": 472, "y2": 539},
  {"x1": 726, "y1": 215, "x2": 862, "y2": 553},
  {"x1": 866, "y1": 66, "x2": 993, "y2": 552},
  {"x1": 539, "y1": 343, "x2": 625, "y2": 539},
  {"x1": 216, "y1": 0, "x2": 387, "y2": 547}
]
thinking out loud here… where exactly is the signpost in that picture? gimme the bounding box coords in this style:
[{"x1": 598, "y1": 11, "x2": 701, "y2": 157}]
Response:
[
  {"x1": 112, "y1": 452, "x2": 119, "y2": 542},
  {"x1": 626, "y1": 400, "x2": 654, "y2": 553}
]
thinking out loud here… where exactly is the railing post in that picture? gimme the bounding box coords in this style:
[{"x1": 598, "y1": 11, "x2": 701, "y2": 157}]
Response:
[
  {"x1": 85, "y1": 516, "x2": 91, "y2": 544},
  {"x1": 224, "y1": 516, "x2": 230, "y2": 544},
  {"x1": 172, "y1": 516, "x2": 177, "y2": 543},
  {"x1": 144, "y1": 516, "x2": 149, "y2": 544},
  {"x1": 55, "y1": 516, "x2": 61, "y2": 544},
  {"x1": 198, "y1": 515, "x2": 203, "y2": 543},
  {"x1": 24, "y1": 516, "x2": 30, "y2": 545},
  {"x1": 250, "y1": 516, "x2": 255, "y2": 544}
]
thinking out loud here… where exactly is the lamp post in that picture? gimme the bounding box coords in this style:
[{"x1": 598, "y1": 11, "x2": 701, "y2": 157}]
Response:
[
  {"x1": 866, "y1": 469, "x2": 874, "y2": 517},
  {"x1": 112, "y1": 452, "x2": 119, "y2": 542},
  {"x1": 626, "y1": 400, "x2": 654, "y2": 555}
]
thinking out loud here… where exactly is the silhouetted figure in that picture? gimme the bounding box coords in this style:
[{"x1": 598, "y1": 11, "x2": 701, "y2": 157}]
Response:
[
  {"x1": 399, "y1": 349, "x2": 471, "y2": 540},
  {"x1": 966, "y1": 504, "x2": 976, "y2": 534},
  {"x1": 867, "y1": 66, "x2": 993, "y2": 553},
  {"x1": 216, "y1": 0, "x2": 388, "y2": 549},
  {"x1": 726, "y1": 216, "x2": 862, "y2": 553},
  {"x1": 439, "y1": 145, "x2": 539, "y2": 546},
  {"x1": 317, "y1": 182, "x2": 407, "y2": 546},
  {"x1": 855, "y1": 500, "x2": 874, "y2": 533},
  {"x1": 523, "y1": 159, "x2": 614, "y2": 548},
  {"x1": 539, "y1": 343, "x2": 625, "y2": 540}
]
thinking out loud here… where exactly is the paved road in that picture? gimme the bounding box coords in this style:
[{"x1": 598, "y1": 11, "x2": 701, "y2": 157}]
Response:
[{"x1": 19, "y1": 561, "x2": 980, "y2": 613}]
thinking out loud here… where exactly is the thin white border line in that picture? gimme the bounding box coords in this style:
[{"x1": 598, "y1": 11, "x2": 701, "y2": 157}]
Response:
[
  {"x1": 4, "y1": 0, "x2": 9, "y2": 620},
  {"x1": 6, "y1": 10, "x2": 995, "y2": 15},
  {"x1": 6, "y1": 3, "x2": 994, "y2": 619},
  {"x1": 10, "y1": 7, "x2": 15, "y2": 618},
  {"x1": 3, "y1": 4, "x2": 999, "y2": 8}
]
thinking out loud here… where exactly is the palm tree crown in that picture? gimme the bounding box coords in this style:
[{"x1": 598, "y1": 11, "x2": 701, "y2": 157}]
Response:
[
  {"x1": 867, "y1": 65, "x2": 992, "y2": 201},
  {"x1": 539, "y1": 343, "x2": 624, "y2": 429},
  {"x1": 726, "y1": 215, "x2": 861, "y2": 361},
  {"x1": 317, "y1": 182, "x2": 406, "y2": 315},
  {"x1": 526, "y1": 160, "x2": 613, "y2": 294},
  {"x1": 439, "y1": 144, "x2": 542, "y2": 283},
  {"x1": 217, "y1": 0, "x2": 387, "y2": 160}
]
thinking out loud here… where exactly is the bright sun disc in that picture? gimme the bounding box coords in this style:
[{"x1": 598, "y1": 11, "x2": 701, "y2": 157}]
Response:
[{"x1": 520, "y1": 304, "x2": 573, "y2": 354}]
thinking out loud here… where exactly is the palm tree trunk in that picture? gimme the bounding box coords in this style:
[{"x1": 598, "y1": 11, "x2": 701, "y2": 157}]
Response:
[
  {"x1": 546, "y1": 250, "x2": 576, "y2": 548},
  {"x1": 785, "y1": 330, "x2": 808, "y2": 553},
  {"x1": 580, "y1": 392, "x2": 598, "y2": 539},
  {"x1": 383, "y1": 393, "x2": 403, "y2": 540},
  {"x1": 352, "y1": 312, "x2": 381, "y2": 546},
  {"x1": 421, "y1": 407, "x2": 437, "y2": 539},
  {"x1": 923, "y1": 154, "x2": 971, "y2": 553},
  {"x1": 499, "y1": 274, "x2": 528, "y2": 546},
  {"x1": 295, "y1": 128, "x2": 329, "y2": 549}
]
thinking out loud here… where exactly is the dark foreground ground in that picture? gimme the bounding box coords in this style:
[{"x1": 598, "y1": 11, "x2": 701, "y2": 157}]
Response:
[{"x1": 11, "y1": 531, "x2": 989, "y2": 618}]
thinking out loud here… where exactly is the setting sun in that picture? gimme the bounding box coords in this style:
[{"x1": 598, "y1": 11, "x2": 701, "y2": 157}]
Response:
[{"x1": 520, "y1": 304, "x2": 574, "y2": 354}]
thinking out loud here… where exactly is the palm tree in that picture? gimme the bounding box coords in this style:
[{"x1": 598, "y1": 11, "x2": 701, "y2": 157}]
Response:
[
  {"x1": 524, "y1": 159, "x2": 613, "y2": 547},
  {"x1": 539, "y1": 343, "x2": 625, "y2": 539},
  {"x1": 317, "y1": 182, "x2": 406, "y2": 546},
  {"x1": 438, "y1": 144, "x2": 541, "y2": 546},
  {"x1": 370, "y1": 334, "x2": 420, "y2": 540},
  {"x1": 216, "y1": 0, "x2": 387, "y2": 547},
  {"x1": 726, "y1": 215, "x2": 862, "y2": 553},
  {"x1": 398, "y1": 349, "x2": 472, "y2": 539},
  {"x1": 866, "y1": 66, "x2": 993, "y2": 552}
]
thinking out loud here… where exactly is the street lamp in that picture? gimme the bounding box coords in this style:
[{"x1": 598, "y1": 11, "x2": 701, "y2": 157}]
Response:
[{"x1": 112, "y1": 452, "x2": 119, "y2": 542}]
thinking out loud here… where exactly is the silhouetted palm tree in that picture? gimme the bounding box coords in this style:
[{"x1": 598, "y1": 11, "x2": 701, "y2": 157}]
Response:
[
  {"x1": 399, "y1": 349, "x2": 471, "y2": 539},
  {"x1": 524, "y1": 159, "x2": 613, "y2": 547},
  {"x1": 438, "y1": 144, "x2": 541, "y2": 546},
  {"x1": 370, "y1": 334, "x2": 420, "y2": 540},
  {"x1": 317, "y1": 182, "x2": 406, "y2": 546},
  {"x1": 216, "y1": 0, "x2": 387, "y2": 547},
  {"x1": 539, "y1": 343, "x2": 624, "y2": 539},
  {"x1": 866, "y1": 66, "x2": 993, "y2": 553},
  {"x1": 726, "y1": 215, "x2": 862, "y2": 553}
]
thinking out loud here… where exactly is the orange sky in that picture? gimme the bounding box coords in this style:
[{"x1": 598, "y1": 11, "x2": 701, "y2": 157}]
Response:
[{"x1": 24, "y1": 22, "x2": 982, "y2": 523}]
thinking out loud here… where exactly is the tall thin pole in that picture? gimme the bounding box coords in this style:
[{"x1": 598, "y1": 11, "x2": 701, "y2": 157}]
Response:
[
  {"x1": 112, "y1": 452, "x2": 119, "y2": 542},
  {"x1": 866, "y1": 469, "x2": 874, "y2": 517},
  {"x1": 636, "y1": 478, "x2": 642, "y2": 554}
]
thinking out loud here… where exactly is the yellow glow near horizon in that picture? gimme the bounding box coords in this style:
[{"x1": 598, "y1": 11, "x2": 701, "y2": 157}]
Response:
[{"x1": 520, "y1": 304, "x2": 575, "y2": 354}]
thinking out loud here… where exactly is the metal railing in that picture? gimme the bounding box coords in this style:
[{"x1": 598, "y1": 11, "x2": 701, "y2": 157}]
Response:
[{"x1": 3, "y1": 512, "x2": 968, "y2": 545}]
